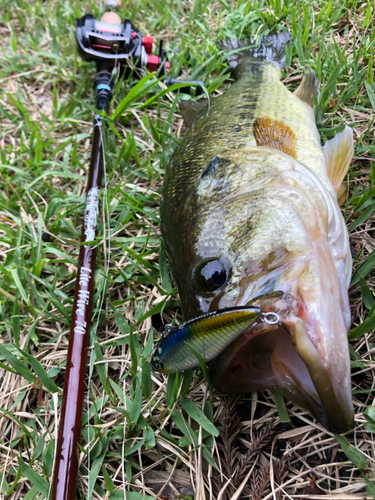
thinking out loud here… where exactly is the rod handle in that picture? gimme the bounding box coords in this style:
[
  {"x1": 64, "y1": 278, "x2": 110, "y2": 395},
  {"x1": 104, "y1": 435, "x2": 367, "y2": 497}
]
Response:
[{"x1": 100, "y1": 11, "x2": 122, "y2": 24}]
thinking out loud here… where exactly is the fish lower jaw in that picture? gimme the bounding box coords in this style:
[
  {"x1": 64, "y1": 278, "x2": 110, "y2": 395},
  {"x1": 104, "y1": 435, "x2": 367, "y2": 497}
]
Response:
[{"x1": 209, "y1": 318, "x2": 354, "y2": 433}]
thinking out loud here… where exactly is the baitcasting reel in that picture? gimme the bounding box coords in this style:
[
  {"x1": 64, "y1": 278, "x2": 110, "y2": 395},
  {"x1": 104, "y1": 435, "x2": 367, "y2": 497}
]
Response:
[
  {"x1": 76, "y1": 13, "x2": 169, "y2": 74},
  {"x1": 76, "y1": 12, "x2": 204, "y2": 95}
]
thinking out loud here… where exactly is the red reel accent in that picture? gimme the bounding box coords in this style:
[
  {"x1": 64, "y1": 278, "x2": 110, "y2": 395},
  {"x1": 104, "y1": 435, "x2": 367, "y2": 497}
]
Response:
[
  {"x1": 147, "y1": 55, "x2": 160, "y2": 72},
  {"x1": 142, "y1": 36, "x2": 153, "y2": 54}
]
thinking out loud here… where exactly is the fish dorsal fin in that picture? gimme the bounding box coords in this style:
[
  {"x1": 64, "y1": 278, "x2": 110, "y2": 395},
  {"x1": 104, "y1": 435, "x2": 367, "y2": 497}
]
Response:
[
  {"x1": 323, "y1": 126, "x2": 354, "y2": 192},
  {"x1": 253, "y1": 116, "x2": 297, "y2": 159},
  {"x1": 179, "y1": 99, "x2": 208, "y2": 127},
  {"x1": 293, "y1": 70, "x2": 320, "y2": 107}
]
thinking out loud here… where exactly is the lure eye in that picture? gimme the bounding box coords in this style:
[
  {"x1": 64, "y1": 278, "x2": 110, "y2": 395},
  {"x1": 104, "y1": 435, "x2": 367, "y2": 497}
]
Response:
[
  {"x1": 152, "y1": 358, "x2": 165, "y2": 372},
  {"x1": 198, "y1": 260, "x2": 227, "y2": 291}
]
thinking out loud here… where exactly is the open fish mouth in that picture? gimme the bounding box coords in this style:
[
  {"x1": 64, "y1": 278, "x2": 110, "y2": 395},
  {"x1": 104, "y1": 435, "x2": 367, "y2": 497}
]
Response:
[
  {"x1": 209, "y1": 292, "x2": 354, "y2": 434},
  {"x1": 150, "y1": 291, "x2": 354, "y2": 433}
]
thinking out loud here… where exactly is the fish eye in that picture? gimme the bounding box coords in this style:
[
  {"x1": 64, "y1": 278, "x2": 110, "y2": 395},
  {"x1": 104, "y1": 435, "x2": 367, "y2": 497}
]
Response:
[
  {"x1": 197, "y1": 260, "x2": 228, "y2": 292},
  {"x1": 152, "y1": 358, "x2": 165, "y2": 372}
]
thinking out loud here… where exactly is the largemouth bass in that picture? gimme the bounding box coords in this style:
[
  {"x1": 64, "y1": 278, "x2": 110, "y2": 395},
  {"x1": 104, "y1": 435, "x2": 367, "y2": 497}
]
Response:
[{"x1": 160, "y1": 33, "x2": 354, "y2": 433}]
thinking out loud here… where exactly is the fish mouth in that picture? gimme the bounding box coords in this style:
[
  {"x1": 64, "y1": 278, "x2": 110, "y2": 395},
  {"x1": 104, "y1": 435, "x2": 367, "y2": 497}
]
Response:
[{"x1": 209, "y1": 292, "x2": 354, "y2": 433}]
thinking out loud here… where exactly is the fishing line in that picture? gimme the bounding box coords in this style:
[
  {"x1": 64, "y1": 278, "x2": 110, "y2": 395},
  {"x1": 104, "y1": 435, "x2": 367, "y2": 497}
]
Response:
[{"x1": 86, "y1": 55, "x2": 118, "y2": 491}]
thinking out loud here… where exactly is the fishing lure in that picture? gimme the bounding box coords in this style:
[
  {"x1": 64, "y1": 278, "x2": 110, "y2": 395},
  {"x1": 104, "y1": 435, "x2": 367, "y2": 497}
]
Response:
[{"x1": 151, "y1": 307, "x2": 279, "y2": 373}]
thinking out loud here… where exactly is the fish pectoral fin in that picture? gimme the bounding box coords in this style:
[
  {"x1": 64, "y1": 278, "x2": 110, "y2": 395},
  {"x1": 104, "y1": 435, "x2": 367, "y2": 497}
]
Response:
[
  {"x1": 337, "y1": 183, "x2": 348, "y2": 207},
  {"x1": 323, "y1": 125, "x2": 354, "y2": 192},
  {"x1": 293, "y1": 70, "x2": 320, "y2": 107},
  {"x1": 179, "y1": 99, "x2": 208, "y2": 127},
  {"x1": 253, "y1": 116, "x2": 298, "y2": 159}
]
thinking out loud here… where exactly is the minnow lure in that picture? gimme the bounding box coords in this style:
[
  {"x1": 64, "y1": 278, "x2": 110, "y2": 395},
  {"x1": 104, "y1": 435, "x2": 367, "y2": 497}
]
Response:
[{"x1": 151, "y1": 307, "x2": 279, "y2": 373}]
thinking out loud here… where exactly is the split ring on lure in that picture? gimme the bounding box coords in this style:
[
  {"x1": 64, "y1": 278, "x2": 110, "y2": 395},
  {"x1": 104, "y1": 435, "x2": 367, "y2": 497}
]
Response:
[{"x1": 151, "y1": 307, "x2": 280, "y2": 374}]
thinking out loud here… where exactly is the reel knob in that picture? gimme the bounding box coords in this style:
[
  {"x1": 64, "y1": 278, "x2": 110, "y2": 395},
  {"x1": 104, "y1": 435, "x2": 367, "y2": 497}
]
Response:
[{"x1": 142, "y1": 36, "x2": 153, "y2": 54}]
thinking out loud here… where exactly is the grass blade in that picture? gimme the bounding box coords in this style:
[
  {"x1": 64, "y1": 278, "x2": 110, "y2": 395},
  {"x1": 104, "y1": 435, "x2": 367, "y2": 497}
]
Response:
[{"x1": 180, "y1": 397, "x2": 219, "y2": 437}]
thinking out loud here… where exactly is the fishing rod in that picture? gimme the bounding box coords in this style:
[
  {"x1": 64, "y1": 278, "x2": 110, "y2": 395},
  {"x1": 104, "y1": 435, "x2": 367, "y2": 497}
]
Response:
[{"x1": 51, "y1": 3, "x2": 204, "y2": 499}]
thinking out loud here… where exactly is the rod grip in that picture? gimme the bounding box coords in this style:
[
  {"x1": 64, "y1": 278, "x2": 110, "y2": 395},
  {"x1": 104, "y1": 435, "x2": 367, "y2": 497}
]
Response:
[{"x1": 100, "y1": 11, "x2": 122, "y2": 24}]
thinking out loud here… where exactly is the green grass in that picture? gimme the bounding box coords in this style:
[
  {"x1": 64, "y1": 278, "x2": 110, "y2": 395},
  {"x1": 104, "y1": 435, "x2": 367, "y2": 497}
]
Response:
[{"x1": 1, "y1": 0, "x2": 375, "y2": 498}]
